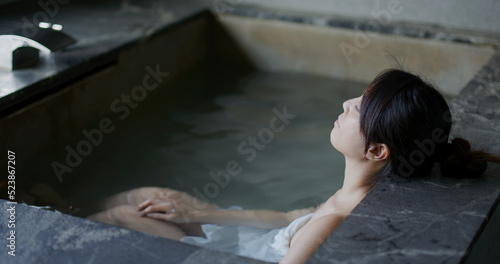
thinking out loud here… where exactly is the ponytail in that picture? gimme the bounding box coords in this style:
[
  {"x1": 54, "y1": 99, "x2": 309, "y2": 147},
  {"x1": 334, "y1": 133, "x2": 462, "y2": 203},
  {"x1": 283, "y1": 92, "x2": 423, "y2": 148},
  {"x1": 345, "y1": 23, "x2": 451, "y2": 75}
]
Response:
[{"x1": 438, "y1": 137, "x2": 500, "y2": 178}]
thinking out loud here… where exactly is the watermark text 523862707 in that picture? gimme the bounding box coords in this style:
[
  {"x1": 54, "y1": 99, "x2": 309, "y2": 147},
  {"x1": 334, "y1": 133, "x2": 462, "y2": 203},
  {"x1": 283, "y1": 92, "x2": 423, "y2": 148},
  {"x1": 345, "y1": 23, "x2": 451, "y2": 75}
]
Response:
[{"x1": 6, "y1": 150, "x2": 17, "y2": 257}]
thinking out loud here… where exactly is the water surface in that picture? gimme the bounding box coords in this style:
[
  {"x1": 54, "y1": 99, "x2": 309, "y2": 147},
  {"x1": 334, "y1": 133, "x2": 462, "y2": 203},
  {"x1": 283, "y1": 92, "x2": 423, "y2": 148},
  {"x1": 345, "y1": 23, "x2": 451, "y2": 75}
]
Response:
[{"x1": 62, "y1": 66, "x2": 368, "y2": 212}]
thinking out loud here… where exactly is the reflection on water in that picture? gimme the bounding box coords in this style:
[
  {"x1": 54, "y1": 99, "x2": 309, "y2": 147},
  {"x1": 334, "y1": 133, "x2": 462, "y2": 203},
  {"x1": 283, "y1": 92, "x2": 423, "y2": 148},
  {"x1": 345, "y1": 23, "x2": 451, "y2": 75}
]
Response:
[{"x1": 23, "y1": 65, "x2": 369, "y2": 214}]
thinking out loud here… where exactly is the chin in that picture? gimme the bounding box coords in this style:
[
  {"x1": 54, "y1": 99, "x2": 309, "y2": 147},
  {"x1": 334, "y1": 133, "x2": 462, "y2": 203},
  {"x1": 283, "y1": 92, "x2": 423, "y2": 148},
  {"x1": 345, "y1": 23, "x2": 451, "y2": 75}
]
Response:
[
  {"x1": 331, "y1": 139, "x2": 339, "y2": 150},
  {"x1": 330, "y1": 129, "x2": 337, "y2": 148}
]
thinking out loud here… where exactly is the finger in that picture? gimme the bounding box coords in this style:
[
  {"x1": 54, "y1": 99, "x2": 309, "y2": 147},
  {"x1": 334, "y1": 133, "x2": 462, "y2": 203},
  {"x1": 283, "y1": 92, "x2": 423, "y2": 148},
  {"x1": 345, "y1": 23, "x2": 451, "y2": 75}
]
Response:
[
  {"x1": 137, "y1": 197, "x2": 161, "y2": 211},
  {"x1": 145, "y1": 212, "x2": 177, "y2": 222},
  {"x1": 139, "y1": 203, "x2": 173, "y2": 216},
  {"x1": 137, "y1": 199, "x2": 153, "y2": 211},
  {"x1": 145, "y1": 212, "x2": 167, "y2": 220},
  {"x1": 140, "y1": 204, "x2": 162, "y2": 216}
]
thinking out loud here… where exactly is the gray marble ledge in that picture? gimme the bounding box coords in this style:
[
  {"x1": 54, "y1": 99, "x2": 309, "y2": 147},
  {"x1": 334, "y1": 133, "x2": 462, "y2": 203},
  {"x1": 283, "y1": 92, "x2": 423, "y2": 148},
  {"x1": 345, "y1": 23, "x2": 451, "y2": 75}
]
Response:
[
  {"x1": 0, "y1": 0, "x2": 211, "y2": 113},
  {"x1": 0, "y1": 201, "x2": 268, "y2": 264},
  {"x1": 313, "y1": 176, "x2": 500, "y2": 264}
]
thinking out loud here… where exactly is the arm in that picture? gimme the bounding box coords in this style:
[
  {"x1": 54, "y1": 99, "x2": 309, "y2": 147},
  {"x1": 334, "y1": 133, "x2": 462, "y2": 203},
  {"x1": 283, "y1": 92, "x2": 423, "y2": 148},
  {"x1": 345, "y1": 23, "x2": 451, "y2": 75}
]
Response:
[
  {"x1": 194, "y1": 207, "x2": 316, "y2": 229},
  {"x1": 281, "y1": 214, "x2": 344, "y2": 264},
  {"x1": 138, "y1": 198, "x2": 316, "y2": 229}
]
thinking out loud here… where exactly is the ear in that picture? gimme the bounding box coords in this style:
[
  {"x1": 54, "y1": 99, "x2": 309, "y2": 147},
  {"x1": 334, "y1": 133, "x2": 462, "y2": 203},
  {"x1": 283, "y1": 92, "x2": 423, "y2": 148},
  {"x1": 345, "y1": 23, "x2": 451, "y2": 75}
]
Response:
[{"x1": 365, "y1": 143, "x2": 390, "y2": 161}]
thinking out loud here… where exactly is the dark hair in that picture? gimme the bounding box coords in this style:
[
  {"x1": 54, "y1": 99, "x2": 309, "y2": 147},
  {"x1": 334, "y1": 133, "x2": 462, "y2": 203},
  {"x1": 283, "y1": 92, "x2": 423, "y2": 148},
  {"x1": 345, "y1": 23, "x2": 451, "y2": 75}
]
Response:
[{"x1": 360, "y1": 69, "x2": 500, "y2": 179}]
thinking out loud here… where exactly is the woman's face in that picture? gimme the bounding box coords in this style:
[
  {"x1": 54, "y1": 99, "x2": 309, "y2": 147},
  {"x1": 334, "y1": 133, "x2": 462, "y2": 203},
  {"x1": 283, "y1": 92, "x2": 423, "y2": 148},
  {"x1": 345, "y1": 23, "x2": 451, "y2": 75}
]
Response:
[{"x1": 330, "y1": 96, "x2": 366, "y2": 159}]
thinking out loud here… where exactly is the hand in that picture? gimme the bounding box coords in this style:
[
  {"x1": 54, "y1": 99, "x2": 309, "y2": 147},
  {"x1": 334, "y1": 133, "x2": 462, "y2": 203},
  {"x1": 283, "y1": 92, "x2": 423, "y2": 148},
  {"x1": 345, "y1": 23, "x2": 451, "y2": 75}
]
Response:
[
  {"x1": 142, "y1": 189, "x2": 219, "y2": 212},
  {"x1": 136, "y1": 189, "x2": 218, "y2": 223},
  {"x1": 137, "y1": 198, "x2": 205, "y2": 223}
]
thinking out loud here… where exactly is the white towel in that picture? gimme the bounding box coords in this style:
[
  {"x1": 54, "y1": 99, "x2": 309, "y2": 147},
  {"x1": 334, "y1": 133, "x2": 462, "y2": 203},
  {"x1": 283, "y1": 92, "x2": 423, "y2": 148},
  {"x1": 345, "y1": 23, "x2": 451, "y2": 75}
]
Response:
[
  {"x1": 270, "y1": 213, "x2": 314, "y2": 256},
  {"x1": 180, "y1": 207, "x2": 314, "y2": 263}
]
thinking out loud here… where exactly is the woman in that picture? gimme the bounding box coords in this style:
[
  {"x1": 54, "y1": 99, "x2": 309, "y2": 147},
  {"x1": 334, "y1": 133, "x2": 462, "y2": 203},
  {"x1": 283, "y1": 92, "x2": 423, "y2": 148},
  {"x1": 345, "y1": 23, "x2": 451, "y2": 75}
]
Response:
[{"x1": 87, "y1": 69, "x2": 499, "y2": 263}]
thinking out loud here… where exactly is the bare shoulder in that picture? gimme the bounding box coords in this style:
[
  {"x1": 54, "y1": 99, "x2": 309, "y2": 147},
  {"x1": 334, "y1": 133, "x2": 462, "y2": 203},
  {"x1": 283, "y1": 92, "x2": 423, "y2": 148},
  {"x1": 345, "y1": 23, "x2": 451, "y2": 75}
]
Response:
[
  {"x1": 288, "y1": 194, "x2": 348, "y2": 247},
  {"x1": 283, "y1": 190, "x2": 368, "y2": 263},
  {"x1": 313, "y1": 195, "x2": 347, "y2": 217},
  {"x1": 319, "y1": 190, "x2": 364, "y2": 216},
  {"x1": 290, "y1": 203, "x2": 346, "y2": 247},
  {"x1": 283, "y1": 213, "x2": 344, "y2": 263}
]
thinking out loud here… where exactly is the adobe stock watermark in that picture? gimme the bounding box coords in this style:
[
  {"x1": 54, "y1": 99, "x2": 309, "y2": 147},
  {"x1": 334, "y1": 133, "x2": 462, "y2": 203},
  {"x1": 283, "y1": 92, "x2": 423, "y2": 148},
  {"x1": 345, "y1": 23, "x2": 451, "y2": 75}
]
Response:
[
  {"x1": 164, "y1": 106, "x2": 297, "y2": 222},
  {"x1": 21, "y1": 0, "x2": 70, "y2": 38},
  {"x1": 396, "y1": 109, "x2": 452, "y2": 177},
  {"x1": 191, "y1": 106, "x2": 296, "y2": 209},
  {"x1": 51, "y1": 64, "x2": 170, "y2": 182},
  {"x1": 397, "y1": 127, "x2": 448, "y2": 177},
  {"x1": 339, "y1": 0, "x2": 408, "y2": 64},
  {"x1": 212, "y1": 0, "x2": 244, "y2": 20}
]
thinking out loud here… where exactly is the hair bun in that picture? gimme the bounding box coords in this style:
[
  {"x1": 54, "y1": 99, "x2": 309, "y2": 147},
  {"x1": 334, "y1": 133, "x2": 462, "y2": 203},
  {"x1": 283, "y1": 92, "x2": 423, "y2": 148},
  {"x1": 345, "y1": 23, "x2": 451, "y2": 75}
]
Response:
[{"x1": 439, "y1": 138, "x2": 487, "y2": 178}]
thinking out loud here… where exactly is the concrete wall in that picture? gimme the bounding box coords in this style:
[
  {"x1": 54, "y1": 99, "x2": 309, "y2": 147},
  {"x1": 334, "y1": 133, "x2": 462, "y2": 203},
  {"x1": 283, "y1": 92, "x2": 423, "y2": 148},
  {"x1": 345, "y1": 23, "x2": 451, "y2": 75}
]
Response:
[
  {"x1": 218, "y1": 14, "x2": 495, "y2": 96},
  {"x1": 230, "y1": 0, "x2": 500, "y2": 34}
]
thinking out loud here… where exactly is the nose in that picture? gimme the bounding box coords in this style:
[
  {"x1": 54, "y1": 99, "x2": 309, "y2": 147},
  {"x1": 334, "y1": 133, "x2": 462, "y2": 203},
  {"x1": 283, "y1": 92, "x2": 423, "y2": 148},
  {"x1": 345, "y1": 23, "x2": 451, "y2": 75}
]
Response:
[{"x1": 342, "y1": 100, "x2": 349, "y2": 112}]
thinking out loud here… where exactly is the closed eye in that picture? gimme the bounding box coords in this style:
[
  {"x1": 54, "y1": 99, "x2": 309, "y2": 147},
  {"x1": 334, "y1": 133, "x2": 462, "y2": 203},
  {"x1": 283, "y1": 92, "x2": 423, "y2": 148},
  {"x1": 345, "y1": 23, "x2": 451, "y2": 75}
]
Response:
[{"x1": 354, "y1": 105, "x2": 360, "y2": 112}]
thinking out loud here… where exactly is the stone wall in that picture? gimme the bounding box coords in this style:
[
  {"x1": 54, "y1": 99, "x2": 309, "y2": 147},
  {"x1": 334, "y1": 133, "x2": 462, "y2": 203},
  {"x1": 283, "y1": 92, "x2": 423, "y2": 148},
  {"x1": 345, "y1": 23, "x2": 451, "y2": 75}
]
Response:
[{"x1": 217, "y1": 0, "x2": 500, "y2": 34}]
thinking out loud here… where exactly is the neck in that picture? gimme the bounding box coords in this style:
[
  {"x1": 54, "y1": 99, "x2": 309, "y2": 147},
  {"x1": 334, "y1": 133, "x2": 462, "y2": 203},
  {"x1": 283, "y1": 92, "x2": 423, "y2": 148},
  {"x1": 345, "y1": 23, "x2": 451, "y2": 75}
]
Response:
[{"x1": 340, "y1": 157, "x2": 379, "y2": 195}]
